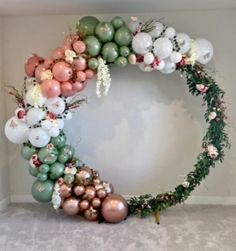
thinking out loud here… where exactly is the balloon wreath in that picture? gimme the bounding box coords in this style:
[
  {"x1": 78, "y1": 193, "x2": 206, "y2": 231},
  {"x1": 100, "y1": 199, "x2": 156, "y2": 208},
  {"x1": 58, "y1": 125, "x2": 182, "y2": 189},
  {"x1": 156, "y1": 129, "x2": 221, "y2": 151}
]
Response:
[{"x1": 5, "y1": 16, "x2": 230, "y2": 223}]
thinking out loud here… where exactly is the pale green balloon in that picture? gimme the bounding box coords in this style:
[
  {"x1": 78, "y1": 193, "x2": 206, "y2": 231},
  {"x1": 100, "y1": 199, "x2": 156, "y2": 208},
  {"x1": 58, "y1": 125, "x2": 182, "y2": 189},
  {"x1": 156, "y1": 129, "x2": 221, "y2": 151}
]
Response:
[
  {"x1": 39, "y1": 164, "x2": 50, "y2": 174},
  {"x1": 32, "y1": 180, "x2": 54, "y2": 203},
  {"x1": 21, "y1": 145, "x2": 36, "y2": 160},
  {"x1": 38, "y1": 147, "x2": 58, "y2": 165},
  {"x1": 59, "y1": 145, "x2": 75, "y2": 159},
  {"x1": 77, "y1": 16, "x2": 100, "y2": 38},
  {"x1": 114, "y1": 27, "x2": 132, "y2": 46},
  {"x1": 88, "y1": 58, "x2": 98, "y2": 70},
  {"x1": 84, "y1": 36, "x2": 101, "y2": 57},
  {"x1": 58, "y1": 153, "x2": 69, "y2": 164},
  {"x1": 115, "y1": 56, "x2": 128, "y2": 67},
  {"x1": 37, "y1": 173, "x2": 48, "y2": 182},
  {"x1": 51, "y1": 134, "x2": 67, "y2": 149},
  {"x1": 95, "y1": 22, "x2": 114, "y2": 42},
  {"x1": 64, "y1": 174, "x2": 75, "y2": 185},
  {"x1": 120, "y1": 46, "x2": 130, "y2": 57},
  {"x1": 102, "y1": 42, "x2": 119, "y2": 63},
  {"x1": 111, "y1": 16, "x2": 125, "y2": 29},
  {"x1": 50, "y1": 162, "x2": 65, "y2": 180},
  {"x1": 28, "y1": 166, "x2": 39, "y2": 177}
]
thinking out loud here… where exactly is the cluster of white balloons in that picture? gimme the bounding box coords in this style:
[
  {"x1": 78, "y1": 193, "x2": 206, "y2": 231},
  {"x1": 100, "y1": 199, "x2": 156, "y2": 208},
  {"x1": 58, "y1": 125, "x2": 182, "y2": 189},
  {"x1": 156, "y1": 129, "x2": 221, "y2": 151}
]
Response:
[
  {"x1": 129, "y1": 19, "x2": 214, "y2": 73},
  {"x1": 5, "y1": 80, "x2": 72, "y2": 148}
]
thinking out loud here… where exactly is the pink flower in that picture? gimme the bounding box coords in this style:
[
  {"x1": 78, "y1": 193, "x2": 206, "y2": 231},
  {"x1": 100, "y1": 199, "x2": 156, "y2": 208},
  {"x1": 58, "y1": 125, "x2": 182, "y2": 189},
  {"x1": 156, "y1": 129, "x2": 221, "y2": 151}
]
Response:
[{"x1": 196, "y1": 84, "x2": 209, "y2": 93}]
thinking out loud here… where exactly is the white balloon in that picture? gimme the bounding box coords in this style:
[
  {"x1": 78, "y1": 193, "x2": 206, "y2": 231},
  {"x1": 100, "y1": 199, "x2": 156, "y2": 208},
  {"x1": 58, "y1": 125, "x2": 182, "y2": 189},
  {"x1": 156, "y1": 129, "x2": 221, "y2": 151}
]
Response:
[
  {"x1": 156, "y1": 60, "x2": 165, "y2": 70},
  {"x1": 138, "y1": 63, "x2": 154, "y2": 72},
  {"x1": 143, "y1": 52, "x2": 155, "y2": 65},
  {"x1": 45, "y1": 97, "x2": 65, "y2": 115},
  {"x1": 64, "y1": 111, "x2": 72, "y2": 120},
  {"x1": 195, "y1": 38, "x2": 214, "y2": 64},
  {"x1": 47, "y1": 127, "x2": 60, "y2": 137},
  {"x1": 176, "y1": 33, "x2": 191, "y2": 54},
  {"x1": 160, "y1": 58, "x2": 176, "y2": 74},
  {"x1": 170, "y1": 51, "x2": 182, "y2": 63},
  {"x1": 25, "y1": 85, "x2": 46, "y2": 107},
  {"x1": 132, "y1": 32, "x2": 153, "y2": 55},
  {"x1": 148, "y1": 22, "x2": 164, "y2": 38},
  {"x1": 29, "y1": 128, "x2": 50, "y2": 147},
  {"x1": 57, "y1": 119, "x2": 64, "y2": 130},
  {"x1": 164, "y1": 27, "x2": 176, "y2": 39},
  {"x1": 153, "y1": 37, "x2": 173, "y2": 59},
  {"x1": 26, "y1": 108, "x2": 46, "y2": 126},
  {"x1": 5, "y1": 117, "x2": 29, "y2": 144},
  {"x1": 41, "y1": 120, "x2": 52, "y2": 130},
  {"x1": 128, "y1": 20, "x2": 143, "y2": 33}
]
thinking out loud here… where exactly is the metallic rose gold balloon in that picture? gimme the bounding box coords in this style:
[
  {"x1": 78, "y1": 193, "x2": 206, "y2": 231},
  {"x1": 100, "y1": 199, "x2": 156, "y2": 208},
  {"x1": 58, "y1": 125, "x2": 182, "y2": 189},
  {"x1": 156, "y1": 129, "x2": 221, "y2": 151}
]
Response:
[
  {"x1": 95, "y1": 184, "x2": 104, "y2": 191},
  {"x1": 102, "y1": 181, "x2": 114, "y2": 194},
  {"x1": 79, "y1": 199, "x2": 90, "y2": 211},
  {"x1": 75, "y1": 167, "x2": 93, "y2": 186},
  {"x1": 62, "y1": 197, "x2": 80, "y2": 215},
  {"x1": 74, "y1": 185, "x2": 85, "y2": 196},
  {"x1": 97, "y1": 189, "x2": 107, "y2": 199},
  {"x1": 93, "y1": 178, "x2": 101, "y2": 186},
  {"x1": 91, "y1": 197, "x2": 101, "y2": 208},
  {"x1": 83, "y1": 186, "x2": 96, "y2": 201},
  {"x1": 84, "y1": 206, "x2": 98, "y2": 221},
  {"x1": 59, "y1": 184, "x2": 72, "y2": 199},
  {"x1": 101, "y1": 194, "x2": 128, "y2": 223}
]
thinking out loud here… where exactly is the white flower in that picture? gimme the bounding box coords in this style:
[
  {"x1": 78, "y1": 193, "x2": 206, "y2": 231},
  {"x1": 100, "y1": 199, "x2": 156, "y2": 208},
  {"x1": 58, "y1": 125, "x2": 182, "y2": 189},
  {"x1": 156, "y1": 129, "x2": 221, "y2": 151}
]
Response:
[
  {"x1": 96, "y1": 58, "x2": 111, "y2": 98},
  {"x1": 182, "y1": 180, "x2": 190, "y2": 188},
  {"x1": 207, "y1": 144, "x2": 219, "y2": 158},
  {"x1": 41, "y1": 70, "x2": 53, "y2": 81},
  {"x1": 65, "y1": 49, "x2": 76, "y2": 63},
  {"x1": 52, "y1": 183, "x2": 62, "y2": 211},
  {"x1": 64, "y1": 166, "x2": 77, "y2": 175},
  {"x1": 208, "y1": 111, "x2": 217, "y2": 121}
]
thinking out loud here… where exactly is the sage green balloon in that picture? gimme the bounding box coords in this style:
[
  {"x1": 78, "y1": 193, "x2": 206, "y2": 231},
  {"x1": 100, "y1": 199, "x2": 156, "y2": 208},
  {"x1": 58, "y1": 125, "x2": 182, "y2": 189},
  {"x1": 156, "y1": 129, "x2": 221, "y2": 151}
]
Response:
[
  {"x1": 37, "y1": 173, "x2": 48, "y2": 182},
  {"x1": 51, "y1": 134, "x2": 67, "y2": 149},
  {"x1": 39, "y1": 164, "x2": 50, "y2": 174},
  {"x1": 60, "y1": 145, "x2": 75, "y2": 159},
  {"x1": 111, "y1": 16, "x2": 125, "y2": 29},
  {"x1": 32, "y1": 180, "x2": 54, "y2": 203},
  {"x1": 77, "y1": 16, "x2": 99, "y2": 38},
  {"x1": 64, "y1": 174, "x2": 75, "y2": 185},
  {"x1": 21, "y1": 145, "x2": 36, "y2": 160},
  {"x1": 58, "y1": 153, "x2": 69, "y2": 163},
  {"x1": 114, "y1": 27, "x2": 132, "y2": 46},
  {"x1": 120, "y1": 46, "x2": 130, "y2": 57},
  {"x1": 115, "y1": 56, "x2": 128, "y2": 67},
  {"x1": 95, "y1": 22, "x2": 114, "y2": 42},
  {"x1": 84, "y1": 36, "x2": 101, "y2": 57},
  {"x1": 102, "y1": 42, "x2": 119, "y2": 62},
  {"x1": 28, "y1": 166, "x2": 39, "y2": 177},
  {"x1": 50, "y1": 162, "x2": 65, "y2": 180},
  {"x1": 38, "y1": 147, "x2": 58, "y2": 165},
  {"x1": 88, "y1": 58, "x2": 98, "y2": 70}
]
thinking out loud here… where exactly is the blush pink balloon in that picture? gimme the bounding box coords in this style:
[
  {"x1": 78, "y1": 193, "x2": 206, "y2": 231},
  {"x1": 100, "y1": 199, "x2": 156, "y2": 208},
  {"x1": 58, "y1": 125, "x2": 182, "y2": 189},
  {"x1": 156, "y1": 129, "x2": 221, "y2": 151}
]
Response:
[
  {"x1": 76, "y1": 71, "x2": 86, "y2": 82},
  {"x1": 44, "y1": 59, "x2": 53, "y2": 68},
  {"x1": 61, "y1": 81, "x2": 75, "y2": 97},
  {"x1": 53, "y1": 61, "x2": 73, "y2": 82},
  {"x1": 85, "y1": 69, "x2": 95, "y2": 79},
  {"x1": 24, "y1": 54, "x2": 44, "y2": 77},
  {"x1": 73, "y1": 57, "x2": 87, "y2": 71},
  {"x1": 35, "y1": 64, "x2": 47, "y2": 82},
  {"x1": 73, "y1": 41, "x2": 86, "y2": 54},
  {"x1": 51, "y1": 47, "x2": 65, "y2": 60},
  {"x1": 64, "y1": 35, "x2": 79, "y2": 46},
  {"x1": 41, "y1": 79, "x2": 61, "y2": 98},
  {"x1": 72, "y1": 81, "x2": 87, "y2": 92}
]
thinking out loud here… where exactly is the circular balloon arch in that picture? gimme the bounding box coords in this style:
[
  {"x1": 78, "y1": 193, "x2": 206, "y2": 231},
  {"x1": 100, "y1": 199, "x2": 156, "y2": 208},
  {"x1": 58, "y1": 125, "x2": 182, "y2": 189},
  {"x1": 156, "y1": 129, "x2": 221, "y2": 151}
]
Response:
[{"x1": 5, "y1": 16, "x2": 230, "y2": 223}]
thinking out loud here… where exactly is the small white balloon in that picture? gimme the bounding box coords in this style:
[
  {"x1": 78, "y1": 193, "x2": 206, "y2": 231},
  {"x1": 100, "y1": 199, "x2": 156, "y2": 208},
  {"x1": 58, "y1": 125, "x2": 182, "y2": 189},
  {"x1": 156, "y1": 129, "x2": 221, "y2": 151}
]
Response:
[
  {"x1": 164, "y1": 27, "x2": 176, "y2": 39},
  {"x1": 143, "y1": 52, "x2": 155, "y2": 65},
  {"x1": 153, "y1": 37, "x2": 173, "y2": 59},
  {"x1": 25, "y1": 85, "x2": 46, "y2": 107},
  {"x1": 57, "y1": 119, "x2": 64, "y2": 130},
  {"x1": 45, "y1": 97, "x2": 65, "y2": 115},
  {"x1": 132, "y1": 32, "x2": 153, "y2": 55},
  {"x1": 26, "y1": 108, "x2": 46, "y2": 126},
  {"x1": 128, "y1": 20, "x2": 143, "y2": 33},
  {"x1": 148, "y1": 22, "x2": 164, "y2": 38},
  {"x1": 29, "y1": 128, "x2": 50, "y2": 148},
  {"x1": 160, "y1": 58, "x2": 176, "y2": 74},
  {"x1": 41, "y1": 120, "x2": 52, "y2": 130},
  {"x1": 195, "y1": 38, "x2": 214, "y2": 64},
  {"x1": 176, "y1": 33, "x2": 191, "y2": 54},
  {"x1": 156, "y1": 60, "x2": 165, "y2": 70},
  {"x1": 138, "y1": 63, "x2": 154, "y2": 72},
  {"x1": 47, "y1": 127, "x2": 60, "y2": 137},
  {"x1": 5, "y1": 117, "x2": 29, "y2": 144},
  {"x1": 170, "y1": 51, "x2": 182, "y2": 63}
]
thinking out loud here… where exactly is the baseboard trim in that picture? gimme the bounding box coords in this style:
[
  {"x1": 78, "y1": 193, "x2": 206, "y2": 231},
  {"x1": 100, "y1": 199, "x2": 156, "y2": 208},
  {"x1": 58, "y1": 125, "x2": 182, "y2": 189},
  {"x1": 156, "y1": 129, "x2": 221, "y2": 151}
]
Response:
[
  {"x1": 0, "y1": 197, "x2": 10, "y2": 210},
  {"x1": 10, "y1": 194, "x2": 236, "y2": 205}
]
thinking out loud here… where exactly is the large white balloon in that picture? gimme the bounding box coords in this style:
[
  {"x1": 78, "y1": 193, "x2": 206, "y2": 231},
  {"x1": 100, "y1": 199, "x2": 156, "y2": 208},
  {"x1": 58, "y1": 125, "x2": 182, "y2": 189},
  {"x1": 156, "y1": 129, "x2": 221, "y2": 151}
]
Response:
[
  {"x1": 4, "y1": 117, "x2": 29, "y2": 144},
  {"x1": 176, "y1": 33, "x2": 191, "y2": 54},
  {"x1": 26, "y1": 108, "x2": 46, "y2": 126},
  {"x1": 148, "y1": 22, "x2": 164, "y2": 38},
  {"x1": 45, "y1": 97, "x2": 65, "y2": 115},
  {"x1": 195, "y1": 38, "x2": 214, "y2": 64},
  {"x1": 153, "y1": 37, "x2": 173, "y2": 59},
  {"x1": 25, "y1": 85, "x2": 46, "y2": 107},
  {"x1": 132, "y1": 32, "x2": 153, "y2": 55},
  {"x1": 164, "y1": 27, "x2": 176, "y2": 39},
  {"x1": 29, "y1": 128, "x2": 50, "y2": 148},
  {"x1": 128, "y1": 20, "x2": 143, "y2": 33},
  {"x1": 160, "y1": 58, "x2": 176, "y2": 74}
]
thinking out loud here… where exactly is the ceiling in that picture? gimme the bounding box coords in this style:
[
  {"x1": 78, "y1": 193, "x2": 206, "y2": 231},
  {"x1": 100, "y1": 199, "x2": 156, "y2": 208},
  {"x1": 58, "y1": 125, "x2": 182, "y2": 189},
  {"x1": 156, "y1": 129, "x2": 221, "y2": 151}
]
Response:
[{"x1": 0, "y1": 0, "x2": 236, "y2": 16}]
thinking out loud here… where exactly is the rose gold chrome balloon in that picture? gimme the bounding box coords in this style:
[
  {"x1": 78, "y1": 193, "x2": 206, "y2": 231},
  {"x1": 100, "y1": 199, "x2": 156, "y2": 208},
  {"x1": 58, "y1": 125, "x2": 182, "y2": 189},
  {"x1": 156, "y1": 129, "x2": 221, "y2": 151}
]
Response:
[
  {"x1": 95, "y1": 184, "x2": 104, "y2": 191},
  {"x1": 74, "y1": 185, "x2": 85, "y2": 196},
  {"x1": 97, "y1": 189, "x2": 107, "y2": 199},
  {"x1": 83, "y1": 186, "x2": 96, "y2": 201},
  {"x1": 84, "y1": 206, "x2": 98, "y2": 221},
  {"x1": 62, "y1": 197, "x2": 80, "y2": 215},
  {"x1": 93, "y1": 178, "x2": 101, "y2": 186},
  {"x1": 59, "y1": 184, "x2": 72, "y2": 199},
  {"x1": 79, "y1": 199, "x2": 90, "y2": 211},
  {"x1": 91, "y1": 197, "x2": 101, "y2": 208},
  {"x1": 101, "y1": 194, "x2": 128, "y2": 223},
  {"x1": 75, "y1": 167, "x2": 93, "y2": 186}
]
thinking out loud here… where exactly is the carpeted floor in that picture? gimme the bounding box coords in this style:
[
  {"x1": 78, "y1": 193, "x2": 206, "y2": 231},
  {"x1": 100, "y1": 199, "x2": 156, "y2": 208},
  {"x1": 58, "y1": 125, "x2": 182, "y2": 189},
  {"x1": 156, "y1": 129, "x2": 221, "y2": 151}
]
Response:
[{"x1": 0, "y1": 204, "x2": 236, "y2": 251}]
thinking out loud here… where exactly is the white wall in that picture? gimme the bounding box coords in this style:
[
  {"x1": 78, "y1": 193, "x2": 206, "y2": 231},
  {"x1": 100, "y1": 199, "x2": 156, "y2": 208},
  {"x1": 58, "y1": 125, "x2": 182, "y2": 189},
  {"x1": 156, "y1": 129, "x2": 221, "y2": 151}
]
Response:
[
  {"x1": 3, "y1": 10, "x2": 236, "y2": 201},
  {"x1": 0, "y1": 17, "x2": 10, "y2": 208}
]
